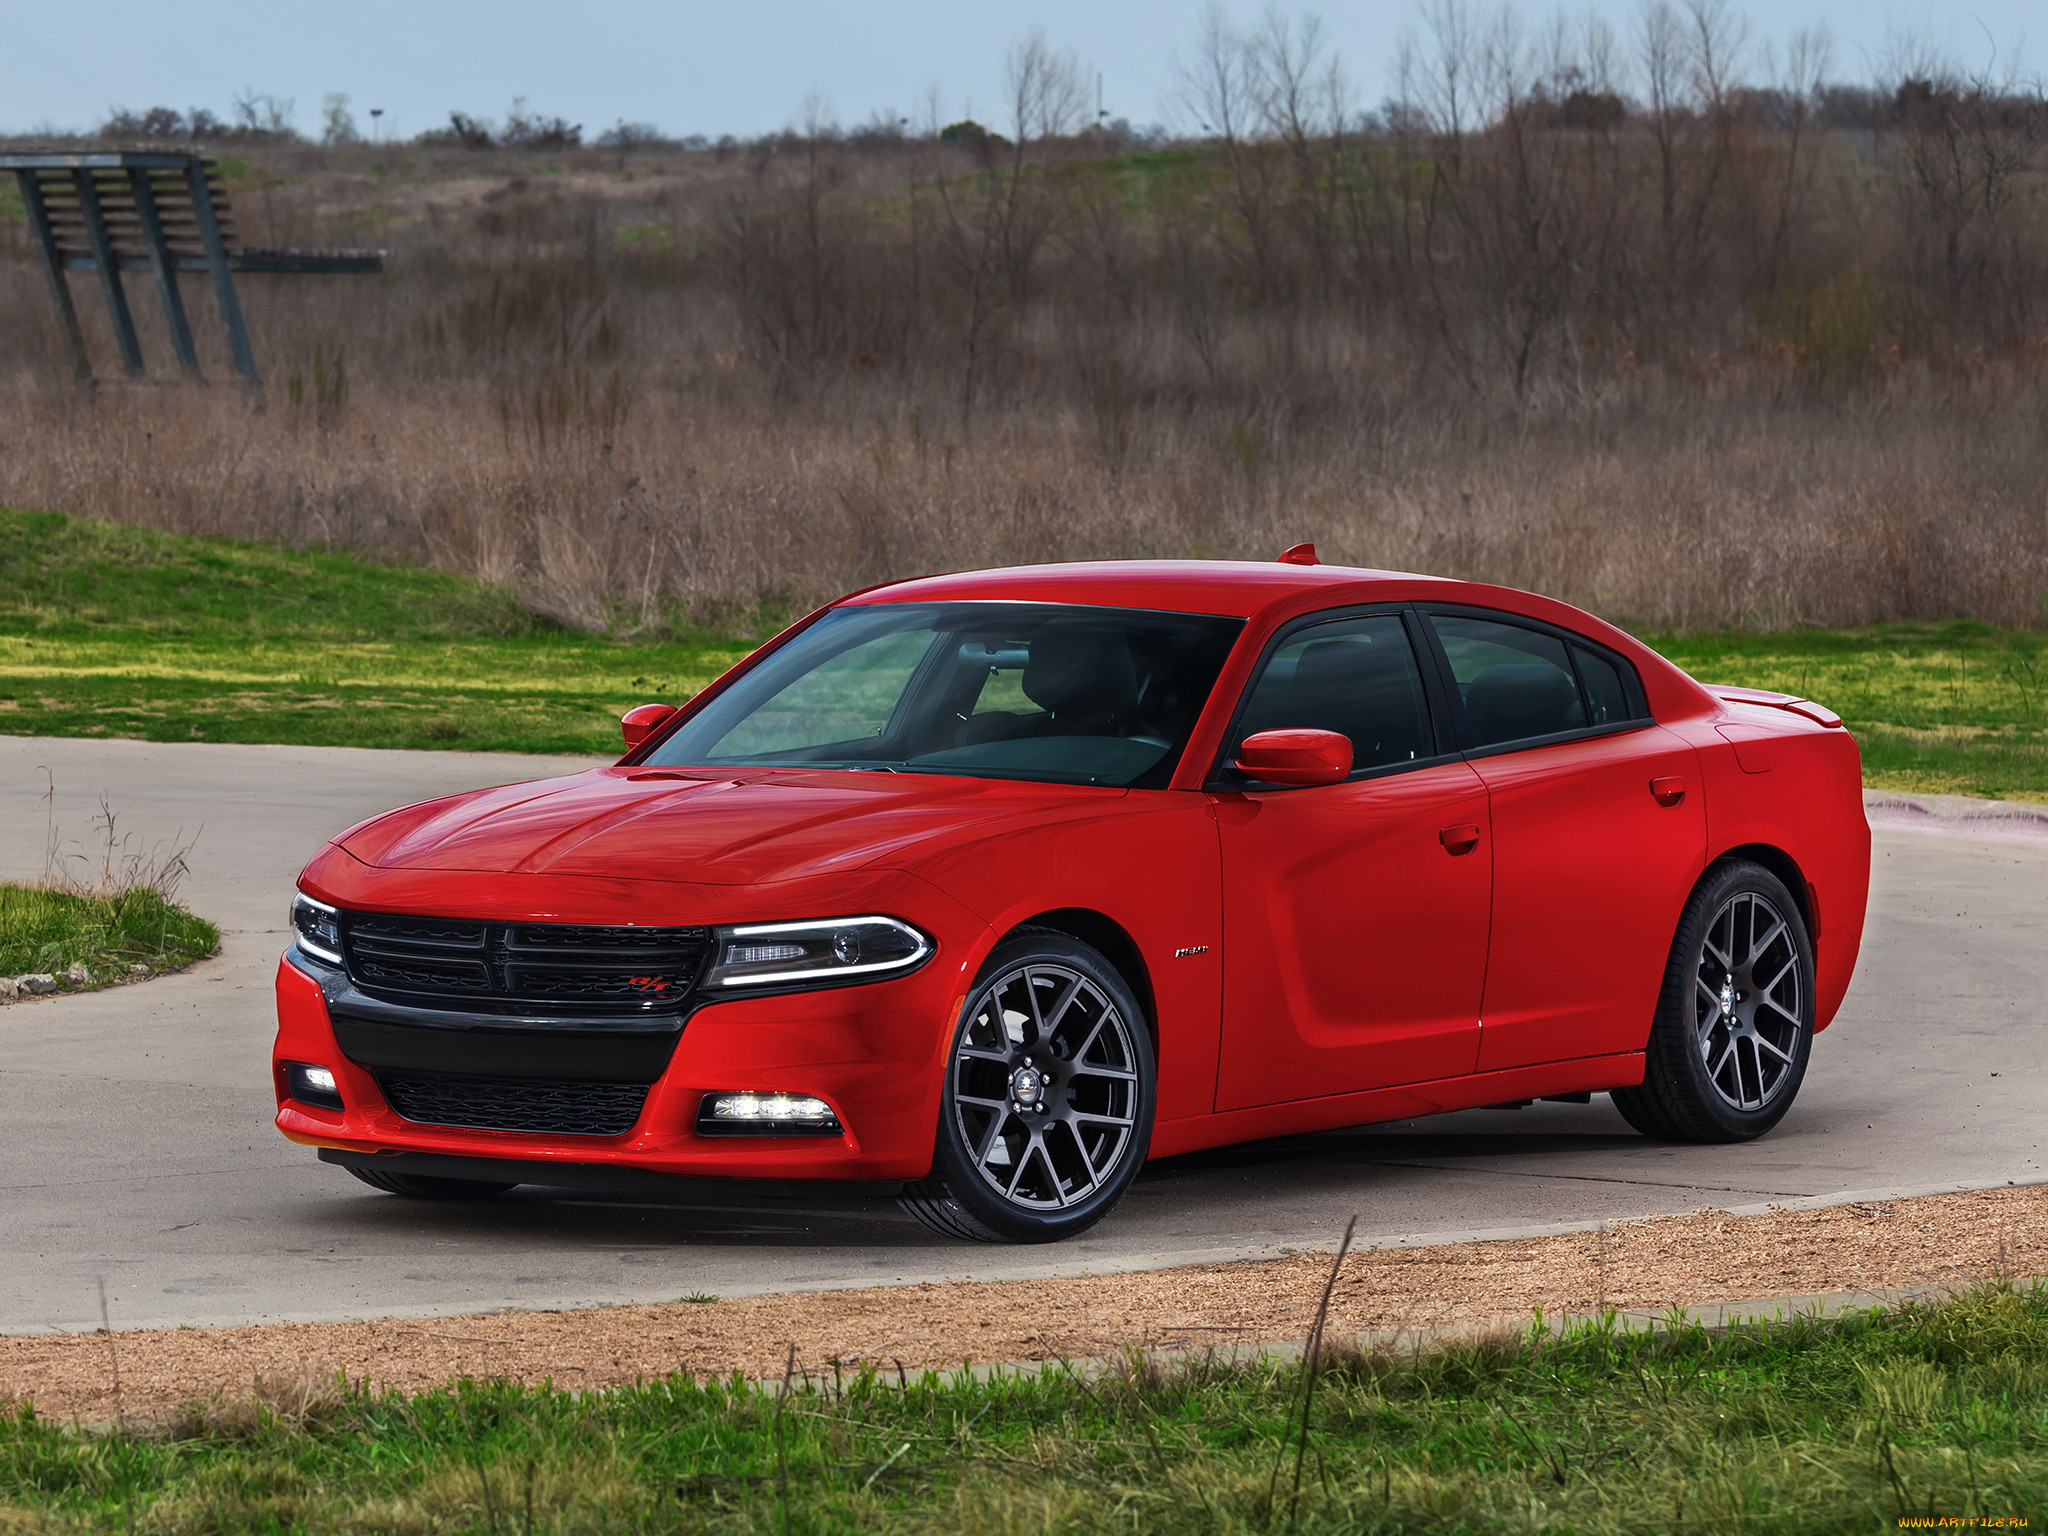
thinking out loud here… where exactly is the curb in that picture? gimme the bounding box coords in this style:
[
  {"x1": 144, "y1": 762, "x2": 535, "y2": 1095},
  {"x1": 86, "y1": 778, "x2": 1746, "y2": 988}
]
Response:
[
  {"x1": 23, "y1": 1173, "x2": 2040, "y2": 1341},
  {"x1": 1864, "y1": 788, "x2": 2048, "y2": 841},
  {"x1": 1308, "y1": 1172, "x2": 2048, "y2": 1262}
]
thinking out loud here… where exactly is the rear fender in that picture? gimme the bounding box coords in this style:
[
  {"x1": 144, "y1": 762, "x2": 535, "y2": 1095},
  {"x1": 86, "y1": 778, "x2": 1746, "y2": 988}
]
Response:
[{"x1": 1668, "y1": 713, "x2": 1869, "y2": 1030}]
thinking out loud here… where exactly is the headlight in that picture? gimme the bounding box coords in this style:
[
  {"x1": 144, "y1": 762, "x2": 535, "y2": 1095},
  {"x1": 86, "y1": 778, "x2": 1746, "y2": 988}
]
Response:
[
  {"x1": 290, "y1": 892, "x2": 344, "y2": 965},
  {"x1": 702, "y1": 915, "x2": 931, "y2": 990}
]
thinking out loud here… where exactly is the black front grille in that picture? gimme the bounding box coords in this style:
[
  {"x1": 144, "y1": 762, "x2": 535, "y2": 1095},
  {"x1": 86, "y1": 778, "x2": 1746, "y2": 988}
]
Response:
[
  {"x1": 341, "y1": 912, "x2": 709, "y2": 1016},
  {"x1": 376, "y1": 1071, "x2": 650, "y2": 1136}
]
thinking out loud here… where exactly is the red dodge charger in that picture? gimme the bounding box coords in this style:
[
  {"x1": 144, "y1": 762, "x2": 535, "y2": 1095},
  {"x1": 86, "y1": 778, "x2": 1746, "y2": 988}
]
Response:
[{"x1": 274, "y1": 554, "x2": 1871, "y2": 1242}]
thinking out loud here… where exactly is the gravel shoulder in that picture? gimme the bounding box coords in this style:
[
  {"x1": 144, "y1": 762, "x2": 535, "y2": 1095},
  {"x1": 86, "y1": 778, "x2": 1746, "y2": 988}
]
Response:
[{"x1": 7, "y1": 1182, "x2": 2042, "y2": 1422}]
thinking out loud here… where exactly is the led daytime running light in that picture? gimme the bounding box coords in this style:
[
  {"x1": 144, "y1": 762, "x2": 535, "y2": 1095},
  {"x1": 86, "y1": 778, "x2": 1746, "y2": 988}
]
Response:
[
  {"x1": 290, "y1": 892, "x2": 344, "y2": 965},
  {"x1": 705, "y1": 915, "x2": 932, "y2": 989}
]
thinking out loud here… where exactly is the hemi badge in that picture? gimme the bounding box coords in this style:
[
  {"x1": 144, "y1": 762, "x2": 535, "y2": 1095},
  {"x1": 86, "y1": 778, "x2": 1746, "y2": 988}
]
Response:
[{"x1": 1173, "y1": 945, "x2": 1210, "y2": 958}]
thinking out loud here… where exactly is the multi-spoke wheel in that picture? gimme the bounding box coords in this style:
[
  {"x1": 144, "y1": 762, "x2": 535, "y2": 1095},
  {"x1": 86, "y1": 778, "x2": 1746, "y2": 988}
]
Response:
[
  {"x1": 899, "y1": 931, "x2": 1155, "y2": 1242},
  {"x1": 1612, "y1": 860, "x2": 1815, "y2": 1143},
  {"x1": 1694, "y1": 889, "x2": 1804, "y2": 1111}
]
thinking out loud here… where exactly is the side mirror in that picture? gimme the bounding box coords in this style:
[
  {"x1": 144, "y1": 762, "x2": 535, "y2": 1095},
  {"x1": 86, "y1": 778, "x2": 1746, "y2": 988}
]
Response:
[
  {"x1": 1233, "y1": 728, "x2": 1352, "y2": 787},
  {"x1": 620, "y1": 703, "x2": 678, "y2": 752}
]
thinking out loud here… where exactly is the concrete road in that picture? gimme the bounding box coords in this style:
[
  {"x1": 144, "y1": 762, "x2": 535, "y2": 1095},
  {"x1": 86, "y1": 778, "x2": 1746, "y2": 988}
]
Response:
[{"x1": 2, "y1": 737, "x2": 2042, "y2": 1333}]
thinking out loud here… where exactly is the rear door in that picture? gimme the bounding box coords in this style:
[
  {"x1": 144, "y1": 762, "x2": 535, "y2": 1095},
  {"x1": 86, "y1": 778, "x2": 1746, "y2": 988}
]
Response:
[
  {"x1": 1418, "y1": 609, "x2": 1706, "y2": 1073},
  {"x1": 1213, "y1": 609, "x2": 1491, "y2": 1109}
]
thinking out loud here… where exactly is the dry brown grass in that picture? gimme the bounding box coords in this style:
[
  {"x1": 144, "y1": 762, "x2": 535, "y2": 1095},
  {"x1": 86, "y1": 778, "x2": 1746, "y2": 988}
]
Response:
[
  {"x1": 1, "y1": 374, "x2": 2043, "y2": 633},
  {"x1": 3, "y1": 91, "x2": 2046, "y2": 633}
]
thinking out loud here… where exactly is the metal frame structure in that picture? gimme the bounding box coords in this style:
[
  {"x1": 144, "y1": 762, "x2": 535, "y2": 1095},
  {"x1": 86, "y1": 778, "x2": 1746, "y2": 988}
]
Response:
[{"x1": 2, "y1": 149, "x2": 382, "y2": 389}]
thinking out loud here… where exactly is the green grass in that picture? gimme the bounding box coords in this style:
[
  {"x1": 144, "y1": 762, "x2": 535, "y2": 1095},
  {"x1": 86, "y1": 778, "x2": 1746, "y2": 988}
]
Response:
[
  {"x1": 0, "y1": 510, "x2": 751, "y2": 754},
  {"x1": 5, "y1": 1283, "x2": 2046, "y2": 1533},
  {"x1": 1651, "y1": 623, "x2": 2048, "y2": 803},
  {"x1": 3, "y1": 509, "x2": 2043, "y2": 797},
  {"x1": 0, "y1": 884, "x2": 218, "y2": 983}
]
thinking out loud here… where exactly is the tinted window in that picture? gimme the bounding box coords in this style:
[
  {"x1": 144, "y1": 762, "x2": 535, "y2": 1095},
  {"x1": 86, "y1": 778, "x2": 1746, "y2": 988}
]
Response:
[
  {"x1": 645, "y1": 602, "x2": 1245, "y2": 788},
  {"x1": 1573, "y1": 644, "x2": 1633, "y2": 726},
  {"x1": 1232, "y1": 614, "x2": 1434, "y2": 773},
  {"x1": 1430, "y1": 614, "x2": 1587, "y2": 748}
]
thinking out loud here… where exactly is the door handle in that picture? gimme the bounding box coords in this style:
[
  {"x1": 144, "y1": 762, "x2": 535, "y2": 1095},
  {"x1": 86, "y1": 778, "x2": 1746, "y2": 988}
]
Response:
[
  {"x1": 1439, "y1": 823, "x2": 1481, "y2": 855},
  {"x1": 1650, "y1": 775, "x2": 1687, "y2": 806}
]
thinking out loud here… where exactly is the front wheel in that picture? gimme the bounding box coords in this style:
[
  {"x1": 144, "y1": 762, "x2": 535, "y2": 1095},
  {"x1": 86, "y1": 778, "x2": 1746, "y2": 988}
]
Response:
[
  {"x1": 1611, "y1": 859, "x2": 1815, "y2": 1143},
  {"x1": 899, "y1": 932, "x2": 1155, "y2": 1243}
]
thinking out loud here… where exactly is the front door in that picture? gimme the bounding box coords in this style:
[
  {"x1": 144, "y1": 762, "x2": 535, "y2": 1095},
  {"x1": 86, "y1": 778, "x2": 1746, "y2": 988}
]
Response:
[{"x1": 1214, "y1": 611, "x2": 1492, "y2": 1110}]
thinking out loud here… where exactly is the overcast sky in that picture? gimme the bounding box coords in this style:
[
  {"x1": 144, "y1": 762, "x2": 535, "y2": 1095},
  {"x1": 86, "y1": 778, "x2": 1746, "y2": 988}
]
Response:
[{"x1": 3, "y1": 0, "x2": 2033, "y2": 142}]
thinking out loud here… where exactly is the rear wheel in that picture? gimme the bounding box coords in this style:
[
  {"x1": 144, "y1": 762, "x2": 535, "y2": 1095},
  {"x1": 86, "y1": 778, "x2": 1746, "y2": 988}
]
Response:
[
  {"x1": 1612, "y1": 859, "x2": 1814, "y2": 1143},
  {"x1": 346, "y1": 1166, "x2": 518, "y2": 1200},
  {"x1": 899, "y1": 932, "x2": 1155, "y2": 1243}
]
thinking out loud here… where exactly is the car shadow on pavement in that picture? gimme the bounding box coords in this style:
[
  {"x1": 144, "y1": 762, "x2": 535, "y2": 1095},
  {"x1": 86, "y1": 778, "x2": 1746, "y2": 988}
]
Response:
[
  {"x1": 301, "y1": 1180, "x2": 941, "y2": 1248},
  {"x1": 294, "y1": 1122, "x2": 1673, "y2": 1253}
]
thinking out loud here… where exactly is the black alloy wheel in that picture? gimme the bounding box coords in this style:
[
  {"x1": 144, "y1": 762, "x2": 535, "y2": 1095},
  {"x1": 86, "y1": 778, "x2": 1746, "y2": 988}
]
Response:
[
  {"x1": 346, "y1": 1167, "x2": 519, "y2": 1200},
  {"x1": 1612, "y1": 859, "x2": 1815, "y2": 1143},
  {"x1": 899, "y1": 931, "x2": 1155, "y2": 1243}
]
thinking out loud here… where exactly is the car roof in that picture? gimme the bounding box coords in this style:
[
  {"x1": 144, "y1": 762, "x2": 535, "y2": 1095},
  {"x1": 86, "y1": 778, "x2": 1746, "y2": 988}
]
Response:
[
  {"x1": 836, "y1": 558, "x2": 1719, "y2": 726},
  {"x1": 840, "y1": 559, "x2": 1455, "y2": 619}
]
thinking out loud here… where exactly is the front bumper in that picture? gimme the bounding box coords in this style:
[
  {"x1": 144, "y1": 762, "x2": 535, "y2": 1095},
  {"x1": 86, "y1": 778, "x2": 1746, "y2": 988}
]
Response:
[{"x1": 272, "y1": 945, "x2": 971, "y2": 1184}]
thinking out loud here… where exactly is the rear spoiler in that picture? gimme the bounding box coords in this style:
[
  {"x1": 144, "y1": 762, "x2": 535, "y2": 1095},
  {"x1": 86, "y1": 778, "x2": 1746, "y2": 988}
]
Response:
[{"x1": 1707, "y1": 684, "x2": 1844, "y2": 728}]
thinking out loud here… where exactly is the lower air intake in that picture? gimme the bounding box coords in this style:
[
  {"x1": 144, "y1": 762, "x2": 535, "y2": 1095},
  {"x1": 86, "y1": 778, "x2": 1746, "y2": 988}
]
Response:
[{"x1": 376, "y1": 1072, "x2": 650, "y2": 1137}]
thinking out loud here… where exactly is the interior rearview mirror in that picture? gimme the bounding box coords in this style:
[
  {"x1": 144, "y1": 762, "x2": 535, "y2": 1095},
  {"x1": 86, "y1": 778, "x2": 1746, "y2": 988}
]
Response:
[
  {"x1": 620, "y1": 703, "x2": 679, "y2": 752},
  {"x1": 1232, "y1": 728, "x2": 1353, "y2": 787}
]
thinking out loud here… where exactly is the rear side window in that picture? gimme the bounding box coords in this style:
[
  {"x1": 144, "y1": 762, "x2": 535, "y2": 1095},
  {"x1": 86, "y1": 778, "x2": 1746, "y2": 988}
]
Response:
[
  {"x1": 1573, "y1": 645, "x2": 1632, "y2": 726},
  {"x1": 1231, "y1": 614, "x2": 1435, "y2": 773},
  {"x1": 1430, "y1": 615, "x2": 1588, "y2": 748},
  {"x1": 1428, "y1": 612, "x2": 1646, "y2": 749}
]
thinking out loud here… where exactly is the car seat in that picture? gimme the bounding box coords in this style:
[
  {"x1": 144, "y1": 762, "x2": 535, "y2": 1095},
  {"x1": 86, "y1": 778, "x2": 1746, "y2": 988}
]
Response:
[
  {"x1": 1016, "y1": 628, "x2": 1140, "y2": 737},
  {"x1": 1464, "y1": 663, "x2": 1585, "y2": 743}
]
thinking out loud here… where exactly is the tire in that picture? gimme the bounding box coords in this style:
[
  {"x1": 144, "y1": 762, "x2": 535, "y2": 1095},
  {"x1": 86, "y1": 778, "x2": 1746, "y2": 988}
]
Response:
[
  {"x1": 1611, "y1": 859, "x2": 1815, "y2": 1143},
  {"x1": 346, "y1": 1166, "x2": 518, "y2": 1200},
  {"x1": 899, "y1": 931, "x2": 1155, "y2": 1243}
]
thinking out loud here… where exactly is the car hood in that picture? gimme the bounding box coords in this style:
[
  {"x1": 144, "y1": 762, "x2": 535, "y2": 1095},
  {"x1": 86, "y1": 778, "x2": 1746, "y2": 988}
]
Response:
[{"x1": 333, "y1": 766, "x2": 1121, "y2": 886}]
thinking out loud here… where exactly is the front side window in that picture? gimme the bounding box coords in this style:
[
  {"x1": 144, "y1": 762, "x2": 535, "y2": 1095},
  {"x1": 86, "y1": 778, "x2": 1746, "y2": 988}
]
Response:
[
  {"x1": 644, "y1": 602, "x2": 1245, "y2": 788},
  {"x1": 1229, "y1": 613, "x2": 1436, "y2": 776},
  {"x1": 1429, "y1": 612, "x2": 1645, "y2": 748}
]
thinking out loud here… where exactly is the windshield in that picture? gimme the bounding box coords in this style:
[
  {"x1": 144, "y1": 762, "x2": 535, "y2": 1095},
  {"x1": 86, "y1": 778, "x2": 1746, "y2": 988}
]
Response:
[{"x1": 644, "y1": 602, "x2": 1246, "y2": 787}]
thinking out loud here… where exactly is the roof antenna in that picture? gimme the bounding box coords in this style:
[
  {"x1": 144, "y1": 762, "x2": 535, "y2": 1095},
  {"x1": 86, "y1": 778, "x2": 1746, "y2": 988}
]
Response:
[{"x1": 1276, "y1": 543, "x2": 1320, "y2": 566}]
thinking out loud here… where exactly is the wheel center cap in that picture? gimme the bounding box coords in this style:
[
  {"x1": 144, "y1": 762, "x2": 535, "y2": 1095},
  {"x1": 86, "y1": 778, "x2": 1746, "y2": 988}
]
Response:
[{"x1": 1010, "y1": 1066, "x2": 1047, "y2": 1106}]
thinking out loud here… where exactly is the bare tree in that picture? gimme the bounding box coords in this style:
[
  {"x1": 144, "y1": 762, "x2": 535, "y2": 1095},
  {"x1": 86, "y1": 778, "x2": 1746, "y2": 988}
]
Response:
[
  {"x1": 1631, "y1": 0, "x2": 1748, "y2": 330},
  {"x1": 1403, "y1": 3, "x2": 1632, "y2": 394},
  {"x1": 924, "y1": 30, "x2": 1088, "y2": 424},
  {"x1": 1758, "y1": 25, "x2": 1831, "y2": 295},
  {"x1": 1249, "y1": 8, "x2": 1353, "y2": 301},
  {"x1": 320, "y1": 92, "x2": 360, "y2": 146},
  {"x1": 1178, "y1": 7, "x2": 1289, "y2": 305}
]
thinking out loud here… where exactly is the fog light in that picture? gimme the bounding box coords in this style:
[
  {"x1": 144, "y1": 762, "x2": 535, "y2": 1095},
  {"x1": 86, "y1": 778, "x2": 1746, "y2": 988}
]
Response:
[
  {"x1": 284, "y1": 1060, "x2": 344, "y2": 1110},
  {"x1": 696, "y1": 1091, "x2": 841, "y2": 1137}
]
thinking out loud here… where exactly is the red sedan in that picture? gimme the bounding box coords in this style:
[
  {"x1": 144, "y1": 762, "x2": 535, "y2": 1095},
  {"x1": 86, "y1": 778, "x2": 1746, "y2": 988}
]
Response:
[{"x1": 274, "y1": 554, "x2": 1871, "y2": 1243}]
